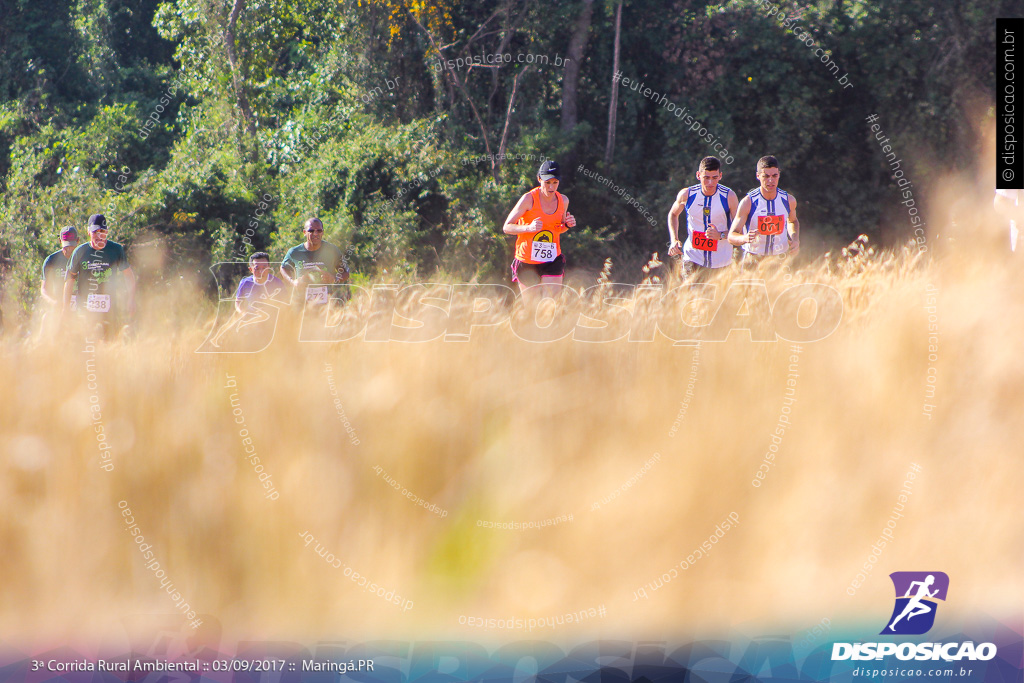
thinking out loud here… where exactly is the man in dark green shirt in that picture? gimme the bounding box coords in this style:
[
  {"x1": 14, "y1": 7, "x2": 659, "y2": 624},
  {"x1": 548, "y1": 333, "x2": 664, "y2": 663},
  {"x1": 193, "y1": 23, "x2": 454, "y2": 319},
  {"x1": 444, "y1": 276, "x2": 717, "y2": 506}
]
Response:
[
  {"x1": 63, "y1": 214, "x2": 136, "y2": 328},
  {"x1": 279, "y1": 217, "x2": 349, "y2": 306},
  {"x1": 41, "y1": 226, "x2": 79, "y2": 307}
]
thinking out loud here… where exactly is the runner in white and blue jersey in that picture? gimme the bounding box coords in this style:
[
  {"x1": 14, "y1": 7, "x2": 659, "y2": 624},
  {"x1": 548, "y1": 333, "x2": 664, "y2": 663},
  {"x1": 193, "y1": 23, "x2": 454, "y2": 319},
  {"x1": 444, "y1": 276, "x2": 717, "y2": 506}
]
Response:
[
  {"x1": 668, "y1": 156, "x2": 739, "y2": 279},
  {"x1": 728, "y1": 156, "x2": 801, "y2": 263}
]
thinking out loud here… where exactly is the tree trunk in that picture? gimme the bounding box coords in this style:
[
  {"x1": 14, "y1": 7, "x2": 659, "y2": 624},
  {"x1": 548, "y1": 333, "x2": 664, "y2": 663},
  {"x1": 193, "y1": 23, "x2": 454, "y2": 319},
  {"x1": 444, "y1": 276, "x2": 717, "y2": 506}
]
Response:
[
  {"x1": 495, "y1": 66, "x2": 531, "y2": 182},
  {"x1": 412, "y1": 15, "x2": 500, "y2": 181},
  {"x1": 224, "y1": 0, "x2": 256, "y2": 137},
  {"x1": 604, "y1": 2, "x2": 622, "y2": 165},
  {"x1": 487, "y1": 1, "x2": 530, "y2": 126},
  {"x1": 560, "y1": 0, "x2": 594, "y2": 135}
]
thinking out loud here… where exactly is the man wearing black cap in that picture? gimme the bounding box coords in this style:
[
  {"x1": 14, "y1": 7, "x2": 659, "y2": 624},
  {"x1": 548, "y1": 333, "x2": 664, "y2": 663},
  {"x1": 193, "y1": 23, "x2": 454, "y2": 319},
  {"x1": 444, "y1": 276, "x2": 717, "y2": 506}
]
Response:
[
  {"x1": 63, "y1": 214, "x2": 136, "y2": 334},
  {"x1": 502, "y1": 160, "x2": 577, "y2": 300}
]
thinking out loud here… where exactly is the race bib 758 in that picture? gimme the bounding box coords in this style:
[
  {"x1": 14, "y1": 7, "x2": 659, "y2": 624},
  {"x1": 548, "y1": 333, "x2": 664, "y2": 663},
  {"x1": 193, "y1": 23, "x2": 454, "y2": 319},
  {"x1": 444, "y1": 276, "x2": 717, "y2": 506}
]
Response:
[{"x1": 530, "y1": 240, "x2": 558, "y2": 262}]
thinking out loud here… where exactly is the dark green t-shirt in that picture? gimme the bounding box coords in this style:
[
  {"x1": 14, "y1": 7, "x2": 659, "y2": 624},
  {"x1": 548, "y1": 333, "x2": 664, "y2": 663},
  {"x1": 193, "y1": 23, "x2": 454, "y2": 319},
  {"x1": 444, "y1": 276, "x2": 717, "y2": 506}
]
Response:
[
  {"x1": 281, "y1": 242, "x2": 347, "y2": 304},
  {"x1": 42, "y1": 250, "x2": 72, "y2": 299},
  {"x1": 281, "y1": 242, "x2": 346, "y2": 282},
  {"x1": 67, "y1": 241, "x2": 129, "y2": 310}
]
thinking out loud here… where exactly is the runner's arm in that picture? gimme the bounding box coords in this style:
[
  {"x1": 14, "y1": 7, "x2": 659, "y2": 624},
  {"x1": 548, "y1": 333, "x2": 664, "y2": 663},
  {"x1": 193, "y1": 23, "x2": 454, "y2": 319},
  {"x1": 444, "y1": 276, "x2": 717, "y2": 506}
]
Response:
[
  {"x1": 234, "y1": 281, "x2": 248, "y2": 314},
  {"x1": 723, "y1": 190, "x2": 739, "y2": 239},
  {"x1": 667, "y1": 188, "x2": 689, "y2": 255},
  {"x1": 728, "y1": 196, "x2": 754, "y2": 246},
  {"x1": 334, "y1": 261, "x2": 350, "y2": 284},
  {"x1": 502, "y1": 192, "x2": 540, "y2": 234},
  {"x1": 279, "y1": 256, "x2": 301, "y2": 287},
  {"x1": 270, "y1": 278, "x2": 288, "y2": 302},
  {"x1": 787, "y1": 195, "x2": 800, "y2": 255},
  {"x1": 62, "y1": 273, "x2": 77, "y2": 312},
  {"x1": 40, "y1": 276, "x2": 56, "y2": 305},
  {"x1": 561, "y1": 195, "x2": 576, "y2": 230},
  {"x1": 903, "y1": 580, "x2": 924, "y2": 597},
  {"x1": 707, "y1": 189, "x2": 739, "y2": 241}
]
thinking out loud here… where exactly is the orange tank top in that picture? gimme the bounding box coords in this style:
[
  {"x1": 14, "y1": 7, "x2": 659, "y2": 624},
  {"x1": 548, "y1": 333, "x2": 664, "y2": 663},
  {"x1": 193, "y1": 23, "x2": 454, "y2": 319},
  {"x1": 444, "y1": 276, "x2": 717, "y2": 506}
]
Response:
[{"x1": 514, "y1": 188, "x2": 567, "y2": 263}]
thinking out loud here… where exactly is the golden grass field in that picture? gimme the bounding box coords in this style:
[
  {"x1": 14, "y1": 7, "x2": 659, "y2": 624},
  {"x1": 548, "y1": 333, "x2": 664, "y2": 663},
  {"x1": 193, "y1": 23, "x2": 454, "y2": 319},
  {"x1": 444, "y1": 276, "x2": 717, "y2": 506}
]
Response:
[{"x1": 1, "y1": 230, "x2": 1022, "y2": 651}]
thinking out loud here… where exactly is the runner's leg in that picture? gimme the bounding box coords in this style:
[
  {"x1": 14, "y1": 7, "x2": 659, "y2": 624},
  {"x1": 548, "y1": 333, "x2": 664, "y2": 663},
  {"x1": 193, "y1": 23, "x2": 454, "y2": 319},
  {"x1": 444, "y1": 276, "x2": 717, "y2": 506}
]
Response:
[
  {"x1": 539, "y1": 274, "x2": 563, "y2": 300},
  {"x1": 513, "y1": 260, "x2": 542, "y2": 304}
]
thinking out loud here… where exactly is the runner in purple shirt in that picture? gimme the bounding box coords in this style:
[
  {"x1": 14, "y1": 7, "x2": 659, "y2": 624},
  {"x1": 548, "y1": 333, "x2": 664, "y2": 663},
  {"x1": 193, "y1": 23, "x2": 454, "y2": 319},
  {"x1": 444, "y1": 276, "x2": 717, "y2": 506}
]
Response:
[
  {"x1": 211, "y1": 252, "x2": 286, "y2": 348},
  {"x1": 234, "y1": 252, "x2": 286, "y2": 316}
]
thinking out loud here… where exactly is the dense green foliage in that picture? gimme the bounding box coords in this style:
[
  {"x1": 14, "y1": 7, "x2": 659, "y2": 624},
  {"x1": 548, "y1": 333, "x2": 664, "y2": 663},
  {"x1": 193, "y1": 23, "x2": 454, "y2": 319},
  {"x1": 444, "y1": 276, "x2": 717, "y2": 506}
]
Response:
[{"x1": 0, "y1": 0, "x2": 1007, "y2": 316}]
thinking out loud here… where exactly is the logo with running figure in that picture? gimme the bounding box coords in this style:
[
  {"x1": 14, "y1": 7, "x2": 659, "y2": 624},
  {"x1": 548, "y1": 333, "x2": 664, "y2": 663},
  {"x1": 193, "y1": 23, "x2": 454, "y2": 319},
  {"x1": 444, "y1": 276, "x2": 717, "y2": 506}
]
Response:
[{"x1": 881, "y1": 572, "x2": 949, "y2": 635}]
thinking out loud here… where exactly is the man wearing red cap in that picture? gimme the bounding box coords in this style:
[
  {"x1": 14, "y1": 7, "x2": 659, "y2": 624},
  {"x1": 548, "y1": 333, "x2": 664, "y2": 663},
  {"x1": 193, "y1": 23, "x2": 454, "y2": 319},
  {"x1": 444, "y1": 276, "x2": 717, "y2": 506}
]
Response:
[
  {"x1": 40, "y1": 226, "x2": 80, "y2": 333},
  {"x1": 63, "y1": 214, "x2": 136, "y2": 336},
  {"x1": 42, "y1": 226, "x2": 79, "y2": 306}
]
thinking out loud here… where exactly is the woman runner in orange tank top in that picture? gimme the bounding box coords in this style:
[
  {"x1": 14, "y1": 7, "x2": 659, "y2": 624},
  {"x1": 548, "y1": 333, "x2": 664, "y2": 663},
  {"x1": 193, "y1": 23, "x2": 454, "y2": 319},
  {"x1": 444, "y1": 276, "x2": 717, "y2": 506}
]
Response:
[{"x1": 501, "y1": 160, "x2": 577, "y2": 302}]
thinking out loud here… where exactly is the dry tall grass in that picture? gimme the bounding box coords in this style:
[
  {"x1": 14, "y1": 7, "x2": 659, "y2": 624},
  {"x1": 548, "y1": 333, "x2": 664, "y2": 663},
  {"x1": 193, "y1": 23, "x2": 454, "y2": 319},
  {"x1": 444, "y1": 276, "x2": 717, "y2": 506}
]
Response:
[{"x1": 1, "y1": 235, "x2": 1021, "y2": 650}]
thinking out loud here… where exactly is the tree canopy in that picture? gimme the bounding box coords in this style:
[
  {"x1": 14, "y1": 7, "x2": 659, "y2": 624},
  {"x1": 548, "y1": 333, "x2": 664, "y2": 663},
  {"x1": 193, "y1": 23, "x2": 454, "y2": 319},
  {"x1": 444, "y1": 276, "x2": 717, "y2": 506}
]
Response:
[{"x1": 0, "y1": 0, "x2": 1007, "y2": 313}]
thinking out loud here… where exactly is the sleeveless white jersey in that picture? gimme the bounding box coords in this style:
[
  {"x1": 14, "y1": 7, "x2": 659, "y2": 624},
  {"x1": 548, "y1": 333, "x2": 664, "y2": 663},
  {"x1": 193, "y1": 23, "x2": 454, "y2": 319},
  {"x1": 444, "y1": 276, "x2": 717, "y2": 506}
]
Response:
[
  {"x1": 742, "y1": 188, "x2": 793, "y2": 256},
  {"x1": 682, "y1": 184, "x2": 734, "y2": 268}
]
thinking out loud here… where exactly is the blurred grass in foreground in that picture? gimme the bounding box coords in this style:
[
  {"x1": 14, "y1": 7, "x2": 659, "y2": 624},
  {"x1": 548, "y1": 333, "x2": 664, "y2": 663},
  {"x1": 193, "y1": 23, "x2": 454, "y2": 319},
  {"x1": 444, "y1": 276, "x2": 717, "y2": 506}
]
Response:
[{"x1": 1, "y1": 235, "x2": 1021, "y2": 647}]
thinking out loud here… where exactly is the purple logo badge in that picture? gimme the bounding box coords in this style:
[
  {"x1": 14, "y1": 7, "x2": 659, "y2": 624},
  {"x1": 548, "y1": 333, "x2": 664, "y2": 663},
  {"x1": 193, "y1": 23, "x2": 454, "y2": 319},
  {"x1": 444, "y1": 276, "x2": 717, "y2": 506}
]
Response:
[{"x1": 881, "y1": 572, "x2": 949, "y2": 635}]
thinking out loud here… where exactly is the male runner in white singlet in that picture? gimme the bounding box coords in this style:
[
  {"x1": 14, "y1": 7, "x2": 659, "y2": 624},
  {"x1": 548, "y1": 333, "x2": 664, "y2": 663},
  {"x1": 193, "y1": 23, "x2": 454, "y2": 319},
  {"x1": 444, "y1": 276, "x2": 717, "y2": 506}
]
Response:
[
  {"x1": 667, "y1": 156, "x2": 738, "y2": 280},
  {"x1": 729, "y1": 156, "x2": 801, "y2": 263}
]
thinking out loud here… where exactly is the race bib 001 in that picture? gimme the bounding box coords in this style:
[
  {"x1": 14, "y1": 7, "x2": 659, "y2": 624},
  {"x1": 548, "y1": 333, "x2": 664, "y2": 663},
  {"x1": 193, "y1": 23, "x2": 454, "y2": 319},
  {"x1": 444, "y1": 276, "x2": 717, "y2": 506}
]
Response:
[
  {"x1": 530, "y1": 240, "x2": 557, "y2": 262},
  {"x1": 757, "y1": 215, "x2": 786, "y2": 235},
  {"x1": 306, "y1": 285, "x2": 328, "y2": 304},
  {"x1": 692, "y1": 231, "x2": 716, "y2": 251},
  {"x1": 86, "y1": 294, "x2": 111, "y2": 313}
]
